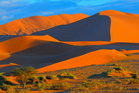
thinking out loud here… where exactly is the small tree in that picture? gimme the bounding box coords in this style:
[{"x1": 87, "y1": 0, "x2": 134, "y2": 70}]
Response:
[{"x1": 11, "y1": 66, "x2": 37, "y2": 88}]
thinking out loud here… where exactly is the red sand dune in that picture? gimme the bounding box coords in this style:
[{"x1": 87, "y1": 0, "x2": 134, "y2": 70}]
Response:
[
  {"x1": 31, "y1": 10, "x2": 139, "y2": 43},
  {"x1": 1, "y1": 10, "x2": 139, "y2": 72},
  {"x1": 0, "y1": 14, "x2": 89, "y2": 35},
  {"x1": 37, "y1": 49, "x2": 126, "y2": 73},
  {"x1": 0, "y1": 35, "x2": 58, "y2": 61},
  {"x1": 0, "y1": 37, "x2": 128, "y2": 72},
  {"x1": 0, "y1": 35, "x2": 58, "y2": 54}
]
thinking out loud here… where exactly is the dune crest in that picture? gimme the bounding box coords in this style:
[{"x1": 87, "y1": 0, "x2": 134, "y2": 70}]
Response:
[
  {"x1": 37, "y1": 49, "x2": 126, "y2": 73},
  {"x1": 100, "y1": 10, "x2": 139, "y2": 43},
  {"x1": 0, "y1": 63, "x2": 18, "y2": 68},
  {"x1": 0, "y1": 14, "x2": 89, "y2": 35},
  {"x1": 0, "y1": 35, "x2": 58, "y2": 54}
]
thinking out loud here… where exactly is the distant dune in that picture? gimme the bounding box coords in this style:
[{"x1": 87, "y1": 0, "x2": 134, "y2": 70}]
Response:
[
  {"x1": 0, "y1": 14, "x2": 89, "y2": 35},
  {"x1": 1, "y1": 10, "x2": 139, "y2": 73}
]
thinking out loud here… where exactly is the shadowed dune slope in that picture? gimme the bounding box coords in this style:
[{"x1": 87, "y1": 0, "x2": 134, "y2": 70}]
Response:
[
  {"x1": 0, "y1": 14, "x2": 89, "y2": 35},
  {"x1": 33, "y1": 13, "x2": 111, "y2": 41}
]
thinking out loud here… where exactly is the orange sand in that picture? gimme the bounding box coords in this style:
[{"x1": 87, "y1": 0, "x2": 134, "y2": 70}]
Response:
[
  {"x1": 1, "y1": 10, "x2": 139, "y2": 72},
  {"x1": 120, "y1": 50, "x2": 139, "y2": 54},
  {"x1": 100, "y1": 10, "x2": 139, "y2": 43},
  {"x1": 0, "y1": 35, "x2": 58, "y2": 54},
  {"x1": 0, "y1": 63, "x2": 18, "y2": 68},
  {"x1": 7, "y1": 76, "x2": 19, "y2": 84},
  {"x1": 37, "y1": 49, "x2": 126, "y2": 73},
  {"x1": 0, "y1": 14, "x2": 89, "y2": 35}
]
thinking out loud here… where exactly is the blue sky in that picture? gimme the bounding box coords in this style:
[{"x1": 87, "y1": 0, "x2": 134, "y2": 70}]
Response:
[{"x1": 0, "y1": 0, "x2": 139, "y2": 25}]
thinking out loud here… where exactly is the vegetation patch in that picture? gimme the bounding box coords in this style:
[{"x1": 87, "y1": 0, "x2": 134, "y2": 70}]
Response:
[
  {"x1": 57, "y1": 71, "x2": 76, "y2": 80},
  {"x1": 89, "y1": 66, "x2": 135, "y2": 78}
]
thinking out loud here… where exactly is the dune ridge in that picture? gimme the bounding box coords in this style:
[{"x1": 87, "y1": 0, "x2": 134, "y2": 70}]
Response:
[
  {"x1": 0, "y1": 13, "x2": 89, "y2": 35},
  {"x1": 0, "y1": 35, "x2": 58, "y2": 54},
  {"x1": 37, "y1": 49, "x2": 126, "y2": 73},
  {"x1": 31, "y1": 10, "x2": 139, "y2": 43},
  {"x1": 1, "y1": 10, "x2": 139, "y2": 73},
  {"x1": 0, "y1": 63, "x2": 18, "y2": 68}
]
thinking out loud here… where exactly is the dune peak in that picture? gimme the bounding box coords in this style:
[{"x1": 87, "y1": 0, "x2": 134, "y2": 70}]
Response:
[{"x1": 0, "y1": 13, "x2": 89, "y2": 35}]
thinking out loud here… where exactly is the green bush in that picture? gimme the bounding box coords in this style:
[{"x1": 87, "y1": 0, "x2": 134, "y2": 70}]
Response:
[
  {"x1": 57, "y1": 71, "x2": 76, "y2": 79},
  {"x1": 38, "y1": 76, "x2": 46, "y2": 81},
  {"x1": 11, "y1": 66, "x2": 37, "y2": 88},
  {"x1": 52, "y1": 82, "x2": 70, "y2": 90},
  {"x1": 46, "y1": 75, "x2": 59, "y2": 80},
  {"x1": 0, "y1": 72, "x2": 5, "y2": 76},
  {"x1": 114, "y1": 66, "x2": 128, "y2": 71}
]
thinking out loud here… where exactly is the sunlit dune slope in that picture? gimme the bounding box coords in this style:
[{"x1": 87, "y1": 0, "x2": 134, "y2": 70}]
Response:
[
  {"x1": 100, "y1": 10, "x2": 139, "y2": 43},
  {"x1": 0, "y1": 35, "x2": 58, "y2": 54},
  {"x1": 37, "y1": 49, "x2": 126, "y2": 73},
  {"x1": 0, "y1": 13, "x2": 89, "y2": 35},
  {"x1": 0, "y1": 63, "x2": 18, "y2": 68}
]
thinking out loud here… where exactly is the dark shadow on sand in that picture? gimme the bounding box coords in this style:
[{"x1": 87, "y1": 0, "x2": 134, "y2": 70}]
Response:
[{"x1": 32, "y1": 13, "x2": 111, "y2": 41}]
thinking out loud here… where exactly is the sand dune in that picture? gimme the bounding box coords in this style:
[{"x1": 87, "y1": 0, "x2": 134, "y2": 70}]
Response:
[
  {"x1": 100, "y1": 10, "x2": 139, "y2": 43},
  {"x1": 32, "y1": 10, "x2": 139, "y2": 43},
  {"x1": 37, "y1": 49, "x2": 126, "y2": 73},
  {"x1": 1, "y1": 10, "x2": 139, "y2": 72},
  {"x1": 0, "y1": 35, "x2": 58, "y2": 54},
  {"x1": 1, "y1": 35, "x2": 139, "y2": 72},
  {"x1": 0, "y1": 14, "x2": 89, "y2": 35},
  {"x1": 33, "y1": 13, "x2": 111, "y2": 41},
  {"x1": 2, "y1": 39, "x2": 139, "y2": 72}
]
